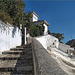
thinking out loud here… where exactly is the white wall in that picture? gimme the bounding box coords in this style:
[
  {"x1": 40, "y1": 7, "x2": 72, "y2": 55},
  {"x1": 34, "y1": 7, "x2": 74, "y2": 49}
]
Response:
[
  {"x1": 32, "y1": 14, "x2": 38, "y2": 22},
  {"x1": 36, "y1": 35, "x2": 59, "y2": 49},
  {"x1": 59, "y1": 43, "x2": 70, "y2": 53},
  {"x1": 43, "y1": 24, "x2": 48, "y2": 35},
  {"x1": 30, "y1": 13, "x2": 38, "y2": 22},
  {"x1": 36, "y1": 35, "x2": 73, "y2": 54},
  {"x1": 0, "y1": 20, "x2": 21, "y2": 52}
]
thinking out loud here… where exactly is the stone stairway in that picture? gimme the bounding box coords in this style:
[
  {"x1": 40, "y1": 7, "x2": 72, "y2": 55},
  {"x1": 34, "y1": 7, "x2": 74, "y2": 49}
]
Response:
[{"x1": 0, "y1": 44, "x2": 34, "y2": 75}]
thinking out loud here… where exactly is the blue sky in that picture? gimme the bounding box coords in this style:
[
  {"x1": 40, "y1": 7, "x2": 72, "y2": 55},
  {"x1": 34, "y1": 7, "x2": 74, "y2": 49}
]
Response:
[{"x1": 24, "y1": 1, "x2": 75, "y2": 43}]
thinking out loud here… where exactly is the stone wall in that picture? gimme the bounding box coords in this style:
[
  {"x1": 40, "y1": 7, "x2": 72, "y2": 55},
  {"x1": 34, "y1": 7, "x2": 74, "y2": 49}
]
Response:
[
  {"x1": 0, "y1": 20, "x2": 21, "y2": 52},
  {"x1": 32, "y1": 38, "x2": 67, "y2": 75}
]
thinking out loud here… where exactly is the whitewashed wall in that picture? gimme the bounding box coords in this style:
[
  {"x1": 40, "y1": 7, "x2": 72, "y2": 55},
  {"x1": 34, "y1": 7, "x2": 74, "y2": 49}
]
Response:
[
  {"x1": 43, "y1": 24, "x2": 48, "y2": 35},
  {"x1": 30, "y1": 13, "x2": 38, "y2": 22},
  {"x1": 33, "y1": 14, "x2": 38, "y2": 22},
  {"x1": 36, "y1": 35, "x2": 59, "y2": 49},
  {"x1": 59, "y1": 43, "x2": 70, "y2": 53},
  {"x1": 0, "y1": 20, "x2": 21, "y2": 52}
]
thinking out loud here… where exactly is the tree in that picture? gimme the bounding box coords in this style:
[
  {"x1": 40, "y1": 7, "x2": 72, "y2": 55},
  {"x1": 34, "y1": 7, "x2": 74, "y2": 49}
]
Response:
[
  {"x1": 0, "y1": 0, "x2": 25, "y2": 26},
  {"x1": 30, "y1": 25, "x2": 40, "y2": 37},
  {"x1": 0, "y1": 0, "x2": 33, "y2": 45},
  {"x1": 51, "y1": 33, "x2": 64, "y2": 43},
  {"x1": 66, "y1": 39, "x2": 75, "y2": 47},
  {"x1": 23, "y1": 12, "x2": 32, "y2": 28},
  {"x1": 30, "y1": 24, "x2": 44, "y2": 37},
  {"x1": 0, "y1": 10, "x2": 13, "y2": 24}
]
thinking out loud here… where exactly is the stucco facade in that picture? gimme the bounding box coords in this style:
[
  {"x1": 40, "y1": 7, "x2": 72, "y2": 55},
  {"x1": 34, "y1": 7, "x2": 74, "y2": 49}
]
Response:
[
  {"x1": 0, "y1": 20, "x2": 21, "y2": 52},
  {"x1": 36, "y1": 35, "x2": 59, "y2": 49}
]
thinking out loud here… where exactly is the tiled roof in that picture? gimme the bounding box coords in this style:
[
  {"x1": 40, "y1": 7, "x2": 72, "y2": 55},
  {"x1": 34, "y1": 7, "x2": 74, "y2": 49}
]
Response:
[{"x1": 33, "y1": 20, "x2": 49, "y2": 26}]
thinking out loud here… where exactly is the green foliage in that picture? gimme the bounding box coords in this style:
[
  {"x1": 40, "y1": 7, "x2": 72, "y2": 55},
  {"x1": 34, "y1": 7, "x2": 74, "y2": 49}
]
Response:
[
  {"x1": 23, "y1": 12, "x2": 32, "y2": 28},
  {"x1": 66, "y1": 39, "x2": 75, "y2": 47},
  {"x1": 0, "y1": 0, "x2": 32, "y2": 28},
  {"x1": 38, "y1": 25, "x2": 44, "y2": 35},
  {"x1": 30, "y1": 25, "x2": 40, "y2": 37},
  {"x1": 0, "y1": 0, "x2": 25, "y2": 26},
  {"x1": 0, "y1": 10, "x2": 13, "y2": 24},
  {"x1": 30, "y1": 24, "x2": 44, "y2": 37},
  {"x1": 51, "y1": 33, "x2": 64, "y2": 43}
]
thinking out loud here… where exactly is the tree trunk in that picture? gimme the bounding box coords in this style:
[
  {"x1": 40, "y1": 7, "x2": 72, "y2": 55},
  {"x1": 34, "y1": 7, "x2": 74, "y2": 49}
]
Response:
[{"x1": 21, "y1": 28, "x2": 25, "y2": 45}]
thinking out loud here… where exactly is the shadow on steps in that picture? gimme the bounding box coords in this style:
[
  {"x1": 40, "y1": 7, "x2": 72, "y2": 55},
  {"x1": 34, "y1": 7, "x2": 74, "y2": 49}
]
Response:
[{"x1": 0, "y1": 43, "x2": 34, "y2": 75}]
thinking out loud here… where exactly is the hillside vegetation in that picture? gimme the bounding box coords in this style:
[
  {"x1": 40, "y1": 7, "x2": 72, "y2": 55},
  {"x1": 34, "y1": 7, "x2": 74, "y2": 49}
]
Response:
[
  {"x1": 0, "y1": 0, "x2": 25, "y2": 27},
  {"x1": 66, "y1": 39, "x2": 75, "y2": 47},
  {"x1": 0, "y1": 10, "x2": 13, "y2": 24}
]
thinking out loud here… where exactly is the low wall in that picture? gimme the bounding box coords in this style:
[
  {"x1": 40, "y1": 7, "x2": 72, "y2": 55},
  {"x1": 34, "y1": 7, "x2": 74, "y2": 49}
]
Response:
[
  {"x1": 0, "y1": 20, "x2": 21, "y2": 52},
  {"x1": 32, "y1": 38, "x2": 67, "y2": 75},
  {"x1": 36, "y1": 35, "x2": 59, "y2": 49},
  {"x1": 59, "y1": 43, "x2": 70, "y2": 53},
  {"x1": 36, "y1": 35, "x2": 71, "y2": 53}
]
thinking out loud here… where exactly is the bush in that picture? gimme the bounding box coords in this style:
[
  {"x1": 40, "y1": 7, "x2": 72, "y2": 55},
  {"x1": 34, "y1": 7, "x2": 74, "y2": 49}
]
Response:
[
  {"x1": 0, "y1": 10, "x2": 13, "y2": 24},
  {"x1": 30, "y1": 25, "x2": 40, "y2": 37}
]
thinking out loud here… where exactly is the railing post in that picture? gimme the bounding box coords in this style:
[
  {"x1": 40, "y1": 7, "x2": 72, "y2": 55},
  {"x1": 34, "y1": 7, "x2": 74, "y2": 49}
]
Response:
[
  {"x1": 20, "y1": 24, "x2": 22, "y2": 45},
  {"x1": 25, "y1": 27, "x2": 27, "y2": 45}
]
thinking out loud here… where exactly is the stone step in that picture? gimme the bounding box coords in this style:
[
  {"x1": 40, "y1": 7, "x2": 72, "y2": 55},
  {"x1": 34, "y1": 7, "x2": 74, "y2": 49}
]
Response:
[
  {"x1": 2, "y1": 50, "x2": 23, "y2": 54},
  {"x1": 0, "y1": 67, "x2": 15, "y2": 72},
  {"x1": 0, "y1": 72, "x2": 11, "y2": 75},
  {"x1": 16, "y1": 45, "x2": 26, "y2": 48},
  {"x1": 0, "y1": 60, "x2": 17, "y2": 67},
  {"x1": 11, "y1": 71, "x2": 34, "y2": 75},
  {"x1": 0, "y1": 55, "x2": 33, "y2": 60},
  {"x1": 2, "y1": 51, "x2": 32, "y2": 56},
  {"x1": 10, "y1": 48, "x2": 32, "y2": 51},
  {"x1": 10, "y1": 48, "x2": 24, "y2": 51},
  {"x1": 0, "y1": 57, "x2": 19, "y2": 60},
  {"x1": 0, "y1": 54, "x2": 20, "y2": 60},
  {"x1": 0, "y1": 54, "x2": 20, "y2": 58},
  {"x1": 0, "y1": 44, "x2": 34, "y2": 75},
  {"x1": 0, "y1": 59, "x2": 33, "y2": 71},
  {"x1": 16, "y1": 44, "x2": 31, "y2": 48},
  {"x1": 0, "y1": 71, "x2": 33, "y2": 75},
  {"x1": 0, "y1": 66, "x2": 33, "y2": 72},
  {"x1": 0, "y1": 55, "x2": 33, "y2": 66},
  {"x1": 16, "y1": 60, "x2": 33, "y2": 67}
]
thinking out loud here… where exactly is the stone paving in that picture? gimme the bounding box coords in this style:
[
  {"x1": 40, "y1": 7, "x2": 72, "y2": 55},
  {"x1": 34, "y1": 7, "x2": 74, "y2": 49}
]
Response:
[{"x1": 0, "y1": 44, "x2": 34, "y2": 75}]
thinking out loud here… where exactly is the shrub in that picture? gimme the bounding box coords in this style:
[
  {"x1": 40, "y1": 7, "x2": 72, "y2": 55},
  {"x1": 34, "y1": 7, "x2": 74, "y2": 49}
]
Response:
[
  {"x1": 30, "y1": 25, "x2": 40, "y2": 37},
  {"x1": 0, "y1": 10, "x2": 13, "y2": 24}
]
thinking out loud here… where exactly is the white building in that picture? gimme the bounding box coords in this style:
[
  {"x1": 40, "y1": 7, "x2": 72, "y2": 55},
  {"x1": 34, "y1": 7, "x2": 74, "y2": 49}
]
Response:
[
  {"x1": 30, "y1": 11, "x2": 49, "y2": 35},
  {"x1": 26, "y1": 11, "x2": 49, "y2": 44}
]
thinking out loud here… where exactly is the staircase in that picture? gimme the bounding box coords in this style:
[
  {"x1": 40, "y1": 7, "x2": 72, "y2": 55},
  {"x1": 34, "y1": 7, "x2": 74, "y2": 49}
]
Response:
[{"x1": 0, "y1": 44, "x2": 34, "y2": 75}]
